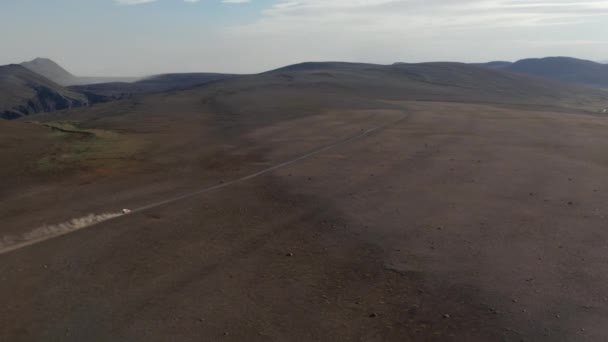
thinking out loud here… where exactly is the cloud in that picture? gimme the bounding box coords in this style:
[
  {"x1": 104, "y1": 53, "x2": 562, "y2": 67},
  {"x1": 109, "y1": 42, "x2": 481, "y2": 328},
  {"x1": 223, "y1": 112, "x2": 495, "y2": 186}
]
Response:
[{"x1": 247, "y1": 0, "x2": 608, "y2": 33}]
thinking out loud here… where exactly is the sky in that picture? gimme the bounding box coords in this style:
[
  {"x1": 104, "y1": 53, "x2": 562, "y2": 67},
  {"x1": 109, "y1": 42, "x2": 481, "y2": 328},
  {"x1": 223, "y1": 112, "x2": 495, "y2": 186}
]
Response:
[{"x1": 0, "y1": 0, "x2": 607, "y2": 76}]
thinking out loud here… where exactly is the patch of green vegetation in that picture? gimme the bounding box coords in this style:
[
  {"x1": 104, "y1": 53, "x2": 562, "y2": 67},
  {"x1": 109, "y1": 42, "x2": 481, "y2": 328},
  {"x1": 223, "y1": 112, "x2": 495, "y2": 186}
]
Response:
[{"x1": 31, "y1": 121, "x2": 142, "y2": 174}]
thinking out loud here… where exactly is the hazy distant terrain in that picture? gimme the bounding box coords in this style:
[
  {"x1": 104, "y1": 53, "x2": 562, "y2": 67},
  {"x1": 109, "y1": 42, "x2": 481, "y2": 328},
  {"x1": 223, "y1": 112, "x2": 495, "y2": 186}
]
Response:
[
  {"x1": 475, "y1": 57, "x2": 608, "y2": 89},
  {"x1": 1, "y1": 59, "x2": 239, "y2": 116},
  {"x1": 70, "y1": 72, "x2": 239, "y2": 98},
  {"x1": 470, "y1": 61, "x2": 512, "y2": 70},
  {"x1": 21, "y1": 58, "x2": 138, "y2": 86}
]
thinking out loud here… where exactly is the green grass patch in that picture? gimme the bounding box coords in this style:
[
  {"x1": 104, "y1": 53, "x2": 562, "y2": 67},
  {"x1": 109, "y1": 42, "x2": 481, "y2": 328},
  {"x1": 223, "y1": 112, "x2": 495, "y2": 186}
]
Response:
[{"x1": 31, "y1": 121, "x2": 143, "y2": 174}]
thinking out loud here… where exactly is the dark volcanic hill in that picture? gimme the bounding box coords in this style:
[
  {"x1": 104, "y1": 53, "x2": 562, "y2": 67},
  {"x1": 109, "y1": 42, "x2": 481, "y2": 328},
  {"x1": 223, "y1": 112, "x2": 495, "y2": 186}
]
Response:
[
  {"x1": 476, "y1": 57, "x2": 608, "y2": 89},
  {"x1": 0, "y1": 64, "x2": 88, "y2": 119},
  {"x1": 20, "y1": 58, "x2": 76, "y2": 86}
]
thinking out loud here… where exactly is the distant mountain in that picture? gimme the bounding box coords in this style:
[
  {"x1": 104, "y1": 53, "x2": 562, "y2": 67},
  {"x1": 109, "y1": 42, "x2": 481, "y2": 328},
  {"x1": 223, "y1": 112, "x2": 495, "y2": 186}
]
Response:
[
  {"x1": 0, "y1": 64, "x2": 88, "y2": 119},
  {"x1": 475, "y1": 57, "x2": 608, "y2": 89},
  {"x1": 20, "y1": 58, "x2": 76, "y2": 86},
  {"x1": 470, "y1": 61, "x2": 512, "y2": 70},
  {"x1": 20, "y1": 57, "x2": 139, "y2": 86}
]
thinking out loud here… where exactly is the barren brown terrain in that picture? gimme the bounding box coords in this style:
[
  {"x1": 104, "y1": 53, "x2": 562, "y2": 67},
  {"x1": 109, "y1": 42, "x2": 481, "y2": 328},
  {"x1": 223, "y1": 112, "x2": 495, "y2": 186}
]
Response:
[{"x1": 1, "y1": 64, "x2": 608, "y2": 341}]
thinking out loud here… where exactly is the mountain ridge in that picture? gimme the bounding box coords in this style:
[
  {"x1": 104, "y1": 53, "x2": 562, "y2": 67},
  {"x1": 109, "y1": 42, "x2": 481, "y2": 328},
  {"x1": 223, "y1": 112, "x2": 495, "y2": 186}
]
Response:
[
  {"x1": 0, "y1": 64, "x2": 88, "y2": 119},
  {"x1": 20, "y1": 57, "x2": 139, "y2": 86},
  {"x1": 474, "y1": 57, "x2": 608, "y2": 88}
]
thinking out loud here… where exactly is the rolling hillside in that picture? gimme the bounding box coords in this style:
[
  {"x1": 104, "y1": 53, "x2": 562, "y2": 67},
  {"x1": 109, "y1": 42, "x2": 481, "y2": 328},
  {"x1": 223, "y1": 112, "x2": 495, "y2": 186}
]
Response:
[
  {"x1": 70, "y1": 72, "x2": 238, "y2": 98},
  {"x1": 195, "y1": 61, "x2": 608, "y2": 115},
  {"x1": 5, "y1": 60, "x2": 607, "y2": 120},
  {"x1": 470, "y1": 61, "x2": 512, "y2": 70}
]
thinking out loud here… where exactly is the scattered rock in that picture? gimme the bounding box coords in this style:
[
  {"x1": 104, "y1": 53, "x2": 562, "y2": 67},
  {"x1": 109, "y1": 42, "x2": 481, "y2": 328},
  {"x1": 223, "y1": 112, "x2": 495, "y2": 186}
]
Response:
[{"x1": 442, "y1": 314, "x2": 451, "y2": 319}]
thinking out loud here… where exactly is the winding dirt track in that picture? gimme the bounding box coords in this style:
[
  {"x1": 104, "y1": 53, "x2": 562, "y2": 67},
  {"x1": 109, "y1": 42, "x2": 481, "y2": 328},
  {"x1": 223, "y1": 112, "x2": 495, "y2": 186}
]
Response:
[{"x1": 0, "y1": 115, "x2": 407, "y2": 256}]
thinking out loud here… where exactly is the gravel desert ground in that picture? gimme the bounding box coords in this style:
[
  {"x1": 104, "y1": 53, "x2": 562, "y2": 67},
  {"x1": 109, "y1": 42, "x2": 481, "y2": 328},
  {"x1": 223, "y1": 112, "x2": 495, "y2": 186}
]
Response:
[{"x1": 2, "y1": 81, "x2": 608, "y2": 340}]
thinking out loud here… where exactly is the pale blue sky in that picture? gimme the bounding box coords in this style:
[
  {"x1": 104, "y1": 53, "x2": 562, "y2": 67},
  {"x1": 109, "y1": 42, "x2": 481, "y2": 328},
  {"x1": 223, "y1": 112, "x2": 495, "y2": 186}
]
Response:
[{"x1": 1, "y1": 0, "x2": 607, "y2": 76}]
